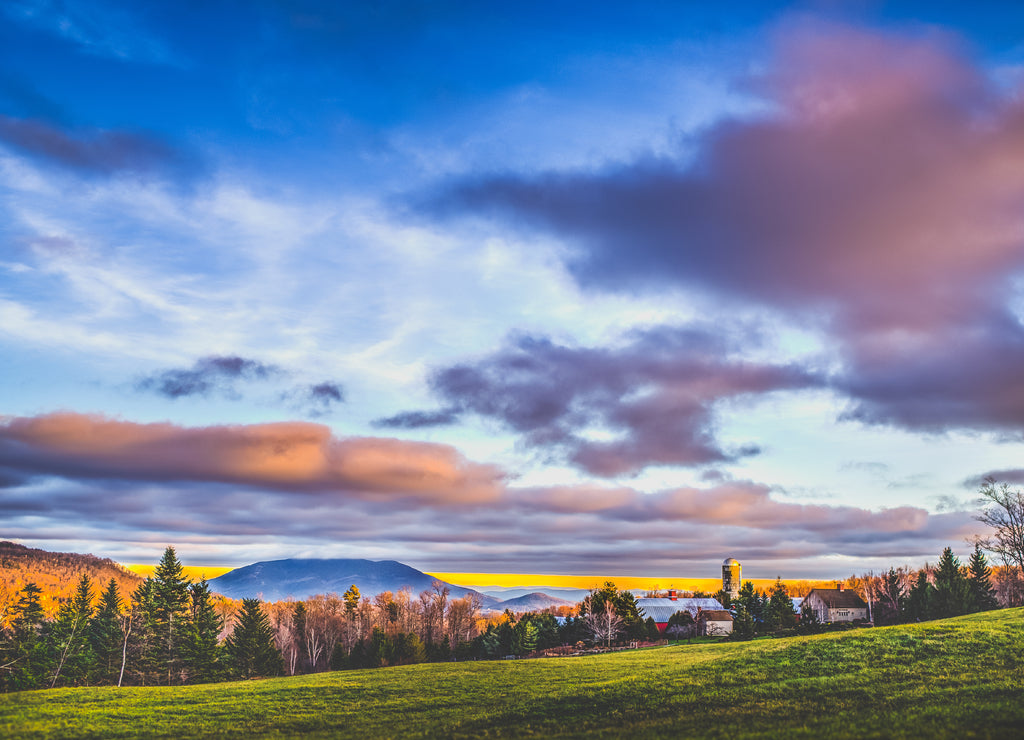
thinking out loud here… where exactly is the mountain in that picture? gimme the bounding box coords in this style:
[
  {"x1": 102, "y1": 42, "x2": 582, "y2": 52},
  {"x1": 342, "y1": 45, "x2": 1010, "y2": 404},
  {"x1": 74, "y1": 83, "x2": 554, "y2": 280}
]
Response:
[
  {"x1": 496, "y1": 592, "x2": 574, "y2": 612},
  {"x1": 208, "y1": 558, "x2": 500, "y2": 606},
  {"x1": 0, "y1": 540, "x2": 142, "y2": 617},
  {"x1": 481, "y1": 587, "x2": 590, "y2": 603}
]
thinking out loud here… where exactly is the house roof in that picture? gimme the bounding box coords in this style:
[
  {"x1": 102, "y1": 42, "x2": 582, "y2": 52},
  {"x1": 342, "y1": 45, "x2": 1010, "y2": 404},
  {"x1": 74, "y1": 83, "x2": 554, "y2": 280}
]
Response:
[
  {"x1": 806, "y1": 588, "x2": 868, "y2": 609},
  {"x1": 698, "y1": 610, "x2": 733, "y2": 622},
  {"x1": 636, "y1": 597, "x2": 724, "y2": 623}
]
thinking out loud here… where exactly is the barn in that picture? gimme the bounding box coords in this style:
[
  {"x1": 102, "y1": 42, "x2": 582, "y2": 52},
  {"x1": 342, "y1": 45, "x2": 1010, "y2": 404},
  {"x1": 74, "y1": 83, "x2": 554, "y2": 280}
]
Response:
[{"x1": 636, "y1": 591, "x2": 725, "y2": 633}]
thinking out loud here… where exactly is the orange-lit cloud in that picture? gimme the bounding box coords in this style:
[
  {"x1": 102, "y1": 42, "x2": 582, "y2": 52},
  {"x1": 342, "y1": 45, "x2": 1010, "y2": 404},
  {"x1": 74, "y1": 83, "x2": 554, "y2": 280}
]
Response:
[
  {"x1": 0, "y1": 412, "x2": 503, "y2": 504},
  {"x1": 0, "y1": 410, "x2": 980, "y2": 576}
]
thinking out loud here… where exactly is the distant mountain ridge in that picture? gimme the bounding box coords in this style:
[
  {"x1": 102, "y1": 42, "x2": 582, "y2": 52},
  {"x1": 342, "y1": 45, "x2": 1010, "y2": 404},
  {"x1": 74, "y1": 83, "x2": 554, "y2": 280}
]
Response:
[
  {"x1": 496, "y1": 592, "x2": 574, "y2": 612},
  {"x1": 207, "y1": 558, "x2": 502, "y2": 607}
]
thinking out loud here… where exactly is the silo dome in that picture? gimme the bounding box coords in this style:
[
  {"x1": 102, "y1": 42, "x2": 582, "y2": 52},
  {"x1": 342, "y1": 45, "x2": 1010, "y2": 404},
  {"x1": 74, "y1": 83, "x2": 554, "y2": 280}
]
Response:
[{"x1": 723, "y1": 557, "x2": 740, "y2": 566}]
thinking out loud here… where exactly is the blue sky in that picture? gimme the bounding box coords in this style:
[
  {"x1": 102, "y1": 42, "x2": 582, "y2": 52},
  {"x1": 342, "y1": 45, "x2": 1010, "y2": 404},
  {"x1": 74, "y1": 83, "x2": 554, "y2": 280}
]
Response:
[{"x1": 3, "y1": 0, "x2": 1024, "y2": 579}]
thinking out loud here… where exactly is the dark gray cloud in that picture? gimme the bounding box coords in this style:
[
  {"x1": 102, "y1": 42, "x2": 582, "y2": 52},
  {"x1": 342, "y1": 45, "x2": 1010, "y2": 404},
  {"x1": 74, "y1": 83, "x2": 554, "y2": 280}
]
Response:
[
  {"x1": 962, "y1": 469, "x2": 1024, "y2": 489},
  {"x1": 0, "y1": 115, "x2": 198, "y2": 178},
  {"x1": 835, "y1": 310, "x2": 1024, "y2": 433},
  {"x1": 136, "y1": 355, "x2": 282, "y2": 399},
  {"x1": 289, "y1": 381, "x2": 346, "y2": 417},
  {"x1": 418, "y1": 24, "x2": 1024, "y2": 437},
  {"x1": 372, "y1": 407, "x2": 461, "y2": 429},
  {"x1": 419, "y1": 325, "x2": 818, "y2": 476}
]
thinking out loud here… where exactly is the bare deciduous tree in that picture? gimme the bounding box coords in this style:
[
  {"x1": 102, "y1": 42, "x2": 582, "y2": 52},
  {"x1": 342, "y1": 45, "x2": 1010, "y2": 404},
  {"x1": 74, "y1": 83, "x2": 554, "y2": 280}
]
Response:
[
  {"x1": 976, "y1": 477, "x2": 1024, "y2": 570},
  {"x1": 583, "y1": 598, "x2": 622, "y2": 648}
]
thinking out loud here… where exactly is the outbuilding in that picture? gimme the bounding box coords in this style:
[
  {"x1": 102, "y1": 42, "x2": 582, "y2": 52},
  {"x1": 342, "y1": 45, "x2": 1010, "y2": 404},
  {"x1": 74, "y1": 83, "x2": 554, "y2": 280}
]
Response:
[{"x1": 696, "y1": 609, "x2": 734, "y2": 636}]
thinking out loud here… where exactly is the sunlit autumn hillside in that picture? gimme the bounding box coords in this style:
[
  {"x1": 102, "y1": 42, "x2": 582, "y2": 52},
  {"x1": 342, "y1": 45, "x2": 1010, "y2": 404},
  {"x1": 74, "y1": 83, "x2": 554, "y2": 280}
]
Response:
[{"x1": 0, "y1": 541, "x2": 141, "y2": 623}]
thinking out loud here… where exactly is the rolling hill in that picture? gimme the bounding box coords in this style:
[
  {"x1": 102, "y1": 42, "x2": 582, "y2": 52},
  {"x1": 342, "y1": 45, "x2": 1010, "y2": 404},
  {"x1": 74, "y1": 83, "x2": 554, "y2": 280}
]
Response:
[
  {"x1": 207, "y1": 558, "x2": 501, "y2": 606},
  {"x1": 3, "y1": 608, "x2": 1021, "y2": 738}
]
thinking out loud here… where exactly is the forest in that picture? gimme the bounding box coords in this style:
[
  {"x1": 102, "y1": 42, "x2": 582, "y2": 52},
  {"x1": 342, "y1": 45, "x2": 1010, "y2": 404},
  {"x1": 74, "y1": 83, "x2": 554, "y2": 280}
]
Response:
[{"x1": 0, "y1": 539, "x2": 1015, "y2": 693}]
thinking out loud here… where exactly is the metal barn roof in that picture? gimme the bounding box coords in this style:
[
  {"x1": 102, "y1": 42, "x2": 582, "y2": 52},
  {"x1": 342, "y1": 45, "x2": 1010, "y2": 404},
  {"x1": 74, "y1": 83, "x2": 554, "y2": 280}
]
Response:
[{"x1": 636, "y1": 597, "x2": 724, "y2": 622}]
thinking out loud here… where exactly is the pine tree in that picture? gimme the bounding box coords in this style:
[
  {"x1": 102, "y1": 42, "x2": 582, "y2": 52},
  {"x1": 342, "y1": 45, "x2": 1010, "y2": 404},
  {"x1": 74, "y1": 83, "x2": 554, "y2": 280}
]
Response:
[
  {"x1": 47, "y1": 574, "x2": 95, "y2": 688},
  {"x1": 127, "y1": 577, "x2": 159, "y2": 685},
  {"x1": 290, "y1": 601, "x2": 308, "y2": 673},
  {"x1": 905, "y1": 568, "x2": 932, "y2": 621},
  {"x1": 767, "y1": 578, "x2": 797, "y2": 631},
  {"x1": 931, "y1": 547, "x2": 970, "y2": 619},
  {"x1": 796, "y1": 601, "x2": 822, "y2": 635},
  {"x1": 89, "y1": 579, "x2": 125, "y2": 684},
  {"x1": 967, "y1": 544, "x2": 999, "y2": 613},
  {"x1": 732, "y1": 603, "x2": 755, "y2": 640},
  {"x1": 1, "y1": 582, "x2": 49, "y2": 691},
  {"x1": 152, "y1": 547, "x2": 192, "y2": 685},
  {"x1": 225, "y1": 599, "x2": 283, "y2": 679},
  {"x1": 183, "y1": 580, "x2": 223, "y2": 683}
]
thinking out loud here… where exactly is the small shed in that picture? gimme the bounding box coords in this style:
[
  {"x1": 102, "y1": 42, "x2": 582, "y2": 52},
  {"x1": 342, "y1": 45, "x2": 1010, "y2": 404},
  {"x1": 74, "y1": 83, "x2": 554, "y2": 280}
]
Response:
[{"x1": 696, "y1": 609, "x2": 734, "y2": 636}]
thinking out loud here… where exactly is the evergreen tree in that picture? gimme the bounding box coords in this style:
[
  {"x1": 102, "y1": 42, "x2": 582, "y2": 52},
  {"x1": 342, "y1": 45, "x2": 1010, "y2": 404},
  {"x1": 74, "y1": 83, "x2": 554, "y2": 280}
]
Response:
[
  {"x1": 931, "y1": 547, "x2": 970, "y2": 619},
  {"x1": 127, "y1": 578, "x2": 159, "y2": 685},
  {"x1": 225, "y1": 599, "x2": 283, "y2": 679},
  {"x1": 512, "y1": 619, "x2": 538, "y2": 656},
  {"x1": 796, "y1": 601, "x2": 822, "y2": 635},
  {"x1": 89, "y1": 579, "x2": 125, "y2": 685},
  {"x1": 736, "y1": 581, "x2": 766, "y2": 631},
  {"x1": 905, "y1": 569, "x2": 932, "y2": 622},
  {"x1": 2, "y1": 582, "x2": 49, "y2": 691},
  {"x1": 151, "y1": 547, "x2": 192, "y2": 684},
  {"x1": 767, "y1": 578, "x2": 797, "y2": 632},
  {"x1": 183, "y1": 580, "x2": 223, "y2": 683},
  {"x1": 289, "y1": 601, "x2": 308, "y2": 673},
  {"x1": 967, "y1": 544, "x2": 998, "y2": 613},
  {"x1": 47, "y1": 574, "x2": 95, "y2": 688},
  {"x1": 875, "y1": 568, "x2": 907, "y2": 625},
  {"x1": 645, "y1": 616, "x2": 661, "y2": 641},
  {"x1": 731, "y1": 603, "x2": 755, "y2": 640}
]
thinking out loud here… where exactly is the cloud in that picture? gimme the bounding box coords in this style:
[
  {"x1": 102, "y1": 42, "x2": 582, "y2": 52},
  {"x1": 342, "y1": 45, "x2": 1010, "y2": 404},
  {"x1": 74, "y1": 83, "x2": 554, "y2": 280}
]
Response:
[
  {"x1": 0, "y1": 442, "x2": 978, "y2": 575},
  {"x1": 372, "y1": 407, "x2": 461, "y2": 429},
  {"x1": 136, "y1": 355, "x2": 282, "y2": 399},
  {"x1": 419, "y1": 325, "x2": 818, "y2": 476},
  {"x1": 286, "y1": 381, "x2": 346, "y2": 417},
  {"x1": 0, "y1": 412, "x2": 503, "y2": 505},
  {"x1": 0, "y1": 115, "x2": 196, "y2": 178},
  {"x1": 3, "y1": 0, "x2": 175, "y2": 63},
  {"x1": 962, "y1": 469, "x2": 1024, "y2": 489},
  {"x1": 420, "y1": 23, "x2": 1024, "y2": 435}
]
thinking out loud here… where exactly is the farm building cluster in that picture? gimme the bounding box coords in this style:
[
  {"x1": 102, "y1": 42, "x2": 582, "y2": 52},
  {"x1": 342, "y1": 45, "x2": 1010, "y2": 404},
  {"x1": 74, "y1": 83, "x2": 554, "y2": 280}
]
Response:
[{"x1": 635, "y1": 558, "x2": 870, "y2": 635}]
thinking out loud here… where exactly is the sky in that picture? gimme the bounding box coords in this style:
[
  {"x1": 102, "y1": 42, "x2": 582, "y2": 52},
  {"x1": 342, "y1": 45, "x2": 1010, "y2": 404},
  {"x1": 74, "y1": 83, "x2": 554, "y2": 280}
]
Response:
[{"x1": 3, "y1": 0, "x2": 1024, "y2": 581}]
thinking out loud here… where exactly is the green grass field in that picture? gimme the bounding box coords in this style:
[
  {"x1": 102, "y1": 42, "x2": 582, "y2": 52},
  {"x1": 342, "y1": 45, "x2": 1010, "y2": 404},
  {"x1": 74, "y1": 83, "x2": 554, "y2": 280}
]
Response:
[{"x1": 3, "y1": 609, "x2": 1023, "y2": 739}]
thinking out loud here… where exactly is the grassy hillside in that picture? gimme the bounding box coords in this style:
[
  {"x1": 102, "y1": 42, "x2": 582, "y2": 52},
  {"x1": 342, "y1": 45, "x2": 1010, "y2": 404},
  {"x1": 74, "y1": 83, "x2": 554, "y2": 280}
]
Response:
[{"x1": 3, "y1": 609, "x2": 1023, "y2": 739}]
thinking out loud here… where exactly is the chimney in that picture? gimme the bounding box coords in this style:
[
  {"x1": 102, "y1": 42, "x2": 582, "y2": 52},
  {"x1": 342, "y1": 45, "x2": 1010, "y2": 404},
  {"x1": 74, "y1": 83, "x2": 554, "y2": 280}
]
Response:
[
  {"x1": 668, "y1": 589, "x2": 677, "y2": 601},
  {"x1": 837, "y1": 583, "x2": 845, "y2": 592}
]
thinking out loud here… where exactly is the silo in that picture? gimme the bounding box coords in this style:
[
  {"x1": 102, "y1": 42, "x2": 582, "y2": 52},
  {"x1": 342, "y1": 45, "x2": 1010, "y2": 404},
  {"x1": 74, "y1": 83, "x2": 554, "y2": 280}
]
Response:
[{"x1": 722, "y1": 557, "x2": 741, "y2": 600}]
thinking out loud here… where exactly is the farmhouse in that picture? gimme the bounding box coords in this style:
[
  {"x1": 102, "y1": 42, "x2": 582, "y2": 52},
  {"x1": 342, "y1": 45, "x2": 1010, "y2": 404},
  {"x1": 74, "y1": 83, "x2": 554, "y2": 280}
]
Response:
[
  {"x1": 636, "y1": 592, "x2": 725, "y2": 633},
  {"x1": 802, "y1": 585, "x2": 869, "y2": 623}
]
